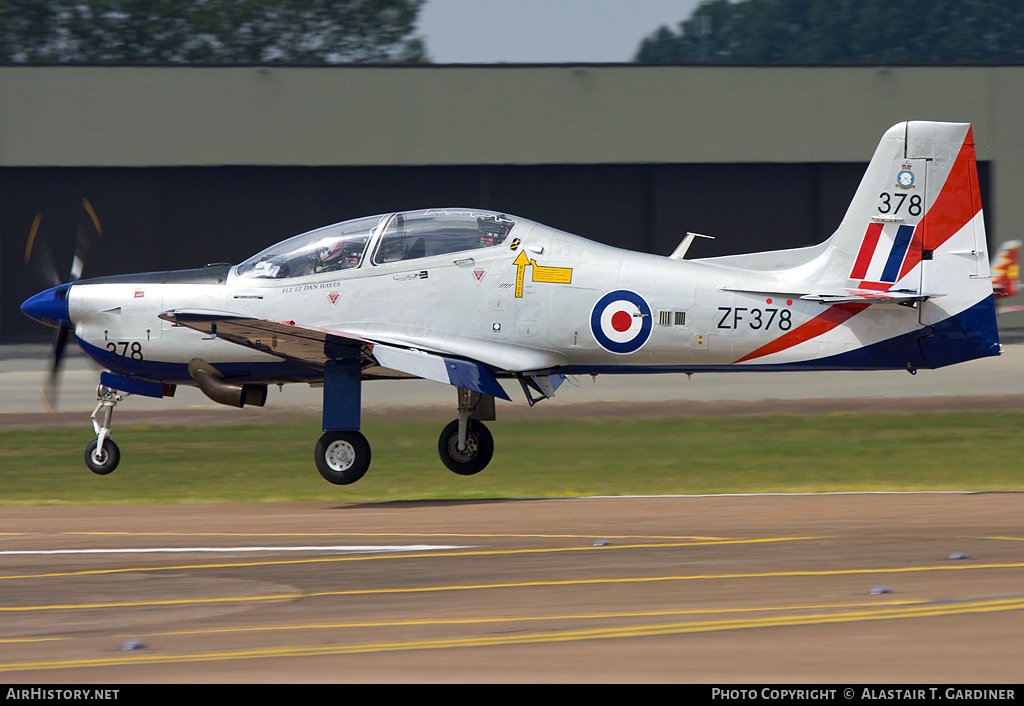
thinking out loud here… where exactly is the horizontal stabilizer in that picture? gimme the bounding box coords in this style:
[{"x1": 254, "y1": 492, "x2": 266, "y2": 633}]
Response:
[
  {"x1": 799, "y1": 289, "x2": 939, "y2": 305},
  {"x1": 721, "y1": 287, "x2": 937, "y2": 305}
]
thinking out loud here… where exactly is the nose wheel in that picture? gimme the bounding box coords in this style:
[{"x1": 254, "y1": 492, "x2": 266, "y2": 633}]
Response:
[{"x1": 85, "y1": 438, "x2": 120, "y2": 475}]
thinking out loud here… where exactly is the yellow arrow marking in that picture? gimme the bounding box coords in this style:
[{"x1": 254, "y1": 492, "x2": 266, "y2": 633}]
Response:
[{"x1": 514, "y1": 250, "x2": 530, "y2": 297}]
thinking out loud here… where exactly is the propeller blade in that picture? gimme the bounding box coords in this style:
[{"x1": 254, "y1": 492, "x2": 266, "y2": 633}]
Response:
[
  {"x1": 42, "y1": 326, "x2": 70, "y2": 414},
  {"x1": 71, "y1": 198, "x2": 102, "y2": 282},
  {"x1": 26, "y1": 198, "x2": 102, "y2": 413},
  {"x1": 23, "y1": 212, "x2": 41, "y2": 264},
  {"x1": 24, "y1": 213, "x2": 61, "y2": 288},
  {"x1": 70, "y1": 224, "x2": 86, "y2": 282}
]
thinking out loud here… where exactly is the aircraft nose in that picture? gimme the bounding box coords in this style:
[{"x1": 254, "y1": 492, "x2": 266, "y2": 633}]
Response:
[{"x1": 20, "y1": 284, "x2": 72, "y2": 329}]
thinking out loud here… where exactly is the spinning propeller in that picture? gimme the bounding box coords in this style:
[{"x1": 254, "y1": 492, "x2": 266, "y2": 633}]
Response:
[{"x1": 21, "y1": 199, "x2": 102, "y2": 412}]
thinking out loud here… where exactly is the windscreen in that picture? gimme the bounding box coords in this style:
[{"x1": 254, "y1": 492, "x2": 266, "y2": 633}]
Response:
[{"x1": 235, "y1": 214, "x2": 386, "y2": 279}]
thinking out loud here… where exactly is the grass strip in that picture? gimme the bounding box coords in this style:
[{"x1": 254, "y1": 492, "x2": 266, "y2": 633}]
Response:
[{"x1": 1, "y1": 411, "x2": 1022, "y2": 505}]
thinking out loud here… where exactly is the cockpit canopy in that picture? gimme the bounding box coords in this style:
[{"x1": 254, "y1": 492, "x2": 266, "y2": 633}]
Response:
[{"x1": 235, "y1": 209, "x2": 517, "y2": 280}]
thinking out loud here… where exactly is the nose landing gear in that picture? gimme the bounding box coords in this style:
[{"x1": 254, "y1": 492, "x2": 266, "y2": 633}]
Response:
[{"x1": 85, "y1": 385, "x2": 127, "y2": 475}]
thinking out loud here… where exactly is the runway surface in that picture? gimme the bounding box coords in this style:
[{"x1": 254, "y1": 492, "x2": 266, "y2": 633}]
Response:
[{"x1": 1, "y1": 494, "x2": 1022, "y2": 682}]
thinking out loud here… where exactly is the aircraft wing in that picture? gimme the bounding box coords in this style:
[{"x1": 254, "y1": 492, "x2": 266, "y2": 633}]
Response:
[{"x1": 159, "y1": 309, "x2": 511, "y2": 401}]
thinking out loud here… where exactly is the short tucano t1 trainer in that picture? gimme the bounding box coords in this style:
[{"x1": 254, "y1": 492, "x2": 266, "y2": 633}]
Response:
[{"x1": 22, "y1": 121, "x2": 1001, "y2": 485}]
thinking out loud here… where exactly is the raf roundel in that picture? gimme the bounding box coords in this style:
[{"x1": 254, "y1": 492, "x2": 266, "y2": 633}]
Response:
[{"x1": 590, "y1": 290, "x2": 653, "y2": 354}]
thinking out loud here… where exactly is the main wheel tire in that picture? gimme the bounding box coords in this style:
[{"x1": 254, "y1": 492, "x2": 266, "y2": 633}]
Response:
[
  {"x1": 85, "y1": 439, "x2": 120, "y2": 475},
  {"x1": 438, "y1": 419, "x2": 494, "y2": 475},
  {"x1": 314, "y1": 431, "x2": 371, "y2": 485}
]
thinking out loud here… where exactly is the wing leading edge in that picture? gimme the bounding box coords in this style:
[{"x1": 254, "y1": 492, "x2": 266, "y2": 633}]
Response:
[{"x1": 159, "y1": 310, "x2": 511, "y2": 401}]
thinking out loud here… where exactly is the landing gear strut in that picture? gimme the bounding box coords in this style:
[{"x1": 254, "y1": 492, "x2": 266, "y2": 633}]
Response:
[
  {"x1": 316, "y1": 357, "x2": 370, "y2": 485},
  {"x1": 85, "y1": 385, "x2": 126, "y2": 475}
]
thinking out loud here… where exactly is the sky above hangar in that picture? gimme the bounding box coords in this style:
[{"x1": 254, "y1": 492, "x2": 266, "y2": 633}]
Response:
[{"x1": 417, "y1": 0, "x2": 703, "y2": 63}]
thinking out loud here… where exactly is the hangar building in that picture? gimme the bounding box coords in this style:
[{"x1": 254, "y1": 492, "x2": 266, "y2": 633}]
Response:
[{"x1": 2, "y1": 65, "x2": 1022, "y2": 342}]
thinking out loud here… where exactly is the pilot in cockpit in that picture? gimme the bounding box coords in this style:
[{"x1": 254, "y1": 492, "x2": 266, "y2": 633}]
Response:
[{"x1": 315, "y1": 239, "x2": 363, "y2": 273}]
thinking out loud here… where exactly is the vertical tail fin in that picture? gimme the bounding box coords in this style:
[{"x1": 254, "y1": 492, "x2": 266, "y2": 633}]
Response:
[
  {"x1": 819, "y1": 122, "x2": 999, "y2": 365},
  {"x1": 824, "y1": 122, "x2": 989, "y2": 292}
]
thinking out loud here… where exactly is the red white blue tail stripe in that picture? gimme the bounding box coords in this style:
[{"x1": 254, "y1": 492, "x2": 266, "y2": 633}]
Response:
[{"x1": 851, "y1": 223, "x2": 916, "y2": 288}]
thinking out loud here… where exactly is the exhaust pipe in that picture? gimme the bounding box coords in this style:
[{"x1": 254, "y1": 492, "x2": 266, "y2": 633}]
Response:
[{"x1": 188, "y1": 359, "x2": 267, "y2": 408}]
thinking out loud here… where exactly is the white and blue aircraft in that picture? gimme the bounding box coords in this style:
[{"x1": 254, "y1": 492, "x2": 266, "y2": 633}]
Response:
[{"x1": 21, "y1": 121, "x2": 1001, "y2": 485}]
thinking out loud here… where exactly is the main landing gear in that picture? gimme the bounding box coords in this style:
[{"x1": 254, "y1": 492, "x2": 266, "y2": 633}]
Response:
[
  {"x1": 314, "y1": 382, "x2": 498, "y2": 485},
  {"x1": 437, "y1": 388, "x2": 496, "y2": 475},
  {"x1": 314, "y1": 430, "x2": 371, "y2": 485},
  {"x1": 85, "y1": 385, "x2": 126, "y2": 475},
  {"x1": 437, "y1": 419, "x2": 494, "y2": 475}
]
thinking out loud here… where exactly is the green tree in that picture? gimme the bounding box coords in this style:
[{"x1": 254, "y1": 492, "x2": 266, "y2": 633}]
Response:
[
  {"x1": 634, "y1": 0, "x2": 1024, "y2": 64},
  {"x1": 0, "y1": 0, "x2": 428, "y2": 63}
]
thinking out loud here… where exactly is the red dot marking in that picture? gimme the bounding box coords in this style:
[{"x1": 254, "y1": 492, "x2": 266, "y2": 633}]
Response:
[
  {"x1": 786, "y1": 299, "x2": 793, "y2": 306},
  {"x1": 611, "y1": 310, "x2": 632, "y2": 332},
  {"x1": 766, "y1": 298, "x2": 773, "y2": 305}
]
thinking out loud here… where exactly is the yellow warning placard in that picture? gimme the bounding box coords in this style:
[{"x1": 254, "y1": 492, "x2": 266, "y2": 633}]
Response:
[
  {"x1": 531, "y1": 263, "x2": 573, "y2": 284},
  {"x1": 513, "y1": 251, "x2": 573, "y2": 297}
]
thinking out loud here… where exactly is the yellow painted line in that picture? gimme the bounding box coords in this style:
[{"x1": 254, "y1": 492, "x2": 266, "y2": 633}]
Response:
[
  {"x1": 4, "y1": 562, "x2": 1024, "y2": 613},
  {"x1": 0, "y1": 637, "x2": 65, "y2": 644},
  {"x1": 147, "y1": 599, "x2": 929, "y2": 637},
  {"x1": 0, "y1": 537, "x2": 815, "y2": 581},
  {"x1": 2, "y1": 597, "x2": 1022, "y2": 673},
  {"x1": 982, "y1": 536, "x2": 1024, "y2": 542}
]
